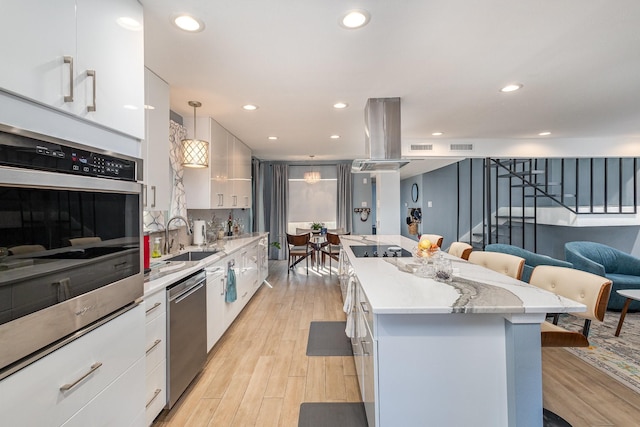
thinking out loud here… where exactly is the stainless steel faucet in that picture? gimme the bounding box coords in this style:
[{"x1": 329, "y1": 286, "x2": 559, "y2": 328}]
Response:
[{"x1": 165, "y1": 216, "x2": 192, "y2": 254}]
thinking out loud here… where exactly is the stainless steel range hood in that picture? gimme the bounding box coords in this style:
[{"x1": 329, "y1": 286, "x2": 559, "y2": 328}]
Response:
[{"x1": 352, "y1": 97, "x2": 410, "y2": 173}]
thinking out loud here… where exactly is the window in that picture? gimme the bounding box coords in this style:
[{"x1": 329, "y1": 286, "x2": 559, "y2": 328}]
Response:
[{"x1": 288, "y1": 165, "x2": 337, "y2": 233}]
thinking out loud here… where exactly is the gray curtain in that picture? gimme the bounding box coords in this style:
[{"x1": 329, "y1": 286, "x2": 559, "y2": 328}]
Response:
[
  {"x1": 251, "y1": 158, "x2": 262, "y2": 232},
  {"x1": 269, "y1": 164, "x2": 288, "y2": 260},
  {"x1": 336, "y1": 163, "x2": 353, "y2": 233}
]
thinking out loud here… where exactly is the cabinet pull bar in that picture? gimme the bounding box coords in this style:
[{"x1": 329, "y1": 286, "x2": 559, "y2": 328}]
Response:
[
  {"x1": 86, "y1": 69, "x2": 96, "y2": 112},
  {"x1": 146, "y1": 339, "x2": 162, "y2": 354},
  {"x1": 143, "y1": 184, "x2": 147, "y2": 207},
  {"x1": 63, "y1": 56, "x2": 74, "y2": 102},
  {"x1": 146, "y1": 301, "x2": 161, "y2": 314},
  {"x1": 60, "y1": 362, "x2": 102, "y2": 391},
  {"x1": 146, "y1": 388, "x2": 162, "y2": 408},
  {"x1": 151, "y1": 185, "x2": 156, "y2": 208}
]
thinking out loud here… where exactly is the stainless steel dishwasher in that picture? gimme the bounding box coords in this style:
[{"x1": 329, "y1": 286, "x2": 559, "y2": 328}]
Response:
[{"x1": 166, "y1": 269, "x2": 207, "y2": 409}]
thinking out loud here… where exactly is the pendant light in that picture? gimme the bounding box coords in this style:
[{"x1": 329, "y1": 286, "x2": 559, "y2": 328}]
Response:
[
  {"x1": 181, "y1": 101, "x2": 209, "y2": 168},
  {"x1": 304, "y1": 155, "x2": 321, "y2": 184}
]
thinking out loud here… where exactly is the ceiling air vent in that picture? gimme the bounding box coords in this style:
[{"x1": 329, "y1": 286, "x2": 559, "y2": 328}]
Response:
[
  {"x1": 449, "y1": 143, "x2": 474, "y2": 151},
  {"x1": 410, "y1": 144, "x2": 433, "y2": 151}
]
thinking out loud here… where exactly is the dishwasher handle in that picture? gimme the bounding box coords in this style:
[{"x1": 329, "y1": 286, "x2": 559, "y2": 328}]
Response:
[{"x1": 170, "y1": 281, "x2": 205, "y2": 303}]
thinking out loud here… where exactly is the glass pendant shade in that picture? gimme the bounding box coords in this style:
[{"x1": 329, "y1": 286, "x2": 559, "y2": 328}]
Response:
[
  {"x1": 304, "y1": 171, "x2": 321, "y2": 184},
  {"x1": 182, "y1": 101, "x2": 209, "y2": 168}
]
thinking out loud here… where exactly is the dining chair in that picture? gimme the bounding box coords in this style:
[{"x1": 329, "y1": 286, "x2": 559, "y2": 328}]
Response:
[
  {"x1": 420, "y1": 233, "x2": 444, "y2": 248},
  {"x1": 448, "y1": 242, "x2": 473, "y2": 260},
  {"x1": 321, "y1": 232, "x2": 350, "y2": 276},
  {"x1": 468, "y1": 250, "x2": 525, "y2": 280},
  {"x1": 529, "y1": 265, "x2": 612, "y2": 347},
  {"x1": 286, "y1": 233, "x2": 312, "y2": 275}
]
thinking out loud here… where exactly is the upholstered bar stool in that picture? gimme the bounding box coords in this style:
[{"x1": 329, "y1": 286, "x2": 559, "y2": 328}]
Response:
[
  {"x1": 468, "y1": 251, "x2": 525, "y2": 280},
  {"x1": 448, "y1": 242, "x2": 473, "y2": 260},
  {"x1": 420, "y1": 233, "x2": 444, "y2": 248}
]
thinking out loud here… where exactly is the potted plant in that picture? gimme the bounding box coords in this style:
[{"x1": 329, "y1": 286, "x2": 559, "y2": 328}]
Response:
[{"x1": 310, "y1": 222, "x2": 323, "y2": 234}]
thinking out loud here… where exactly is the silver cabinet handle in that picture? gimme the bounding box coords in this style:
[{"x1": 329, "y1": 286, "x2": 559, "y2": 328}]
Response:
[
  {"x1": 142, "y1": 184, "x2": 148, "y2": 208},
  {"x1": 232, "y1": 195, "x2": 238, "y2": 206},
  {"x1": 360, "y1": 301, "x2": 370, "y2": 314},
  {"x1": 217, "y1": 193, "x2": 223, "y2": 207},
  {"x1": 146, "y1": 339, "x2": 162, "y2": 354},
  {"x1": 63, "y1": 56, "x2": 74, "y2": 102},
  {"x1": 151, "y1": 185, "x2": 156, "y2": 208},
  {"x1": 220, "y1": 277, "x2": 226, "y2": 296},
  {"x1": 146, "y1": 301, "x2": 162, "y2": 314},
  {"x1": 244, "y1": 196, "x2": 249, "y2": 207},
  {"x1": 60, "y1": 362, "x2": 102, "y2": 391},
  {"x1": 146, "y1": 388, "x2": 162, "y2": 408},
  {"x1": 241, "y1": 291, "x2": 248, "y2": 298},
  {"x1": 86, "y1": 69, "x2": 96, "y2": 112}
]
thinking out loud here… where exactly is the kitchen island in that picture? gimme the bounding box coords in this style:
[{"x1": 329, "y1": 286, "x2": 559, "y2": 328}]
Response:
[{"x1": 340, "y1": 235, "x2": 584, "y2": 427}]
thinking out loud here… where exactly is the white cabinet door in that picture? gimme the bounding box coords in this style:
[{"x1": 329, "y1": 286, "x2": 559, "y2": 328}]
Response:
[
  {"x1": 76, "y1": 0, "x2": 144, "y2": 138},
  {"x1": 0, "y1": 305, "x2": 145, "y2": 426},
  {"x1": 206, "y1": 262, "x2": 227, "y2": 352},
  {"x1": 231, "y1": 137, "x2": 252, "y2": 208},
  {"x1": 143, "y1": 68, "x2": 171, "y2": 211},
  {"x1": 0, "y1": 0, "x2": 144, "y2": 139},
  {"x1": 210, "y1": 121, "x2": 230, "y2": 208},
  {"x1": 0, "y1": 0, "x2": 77, "y2": 112}
]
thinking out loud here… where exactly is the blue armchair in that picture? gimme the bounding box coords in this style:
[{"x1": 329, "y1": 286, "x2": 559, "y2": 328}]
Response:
[
  {"x1": 484, "y1": 244, "x2": 572, "y2": 283},
  {"x1": 565, "y1": 241, "x2": 640, "y2": 311}
]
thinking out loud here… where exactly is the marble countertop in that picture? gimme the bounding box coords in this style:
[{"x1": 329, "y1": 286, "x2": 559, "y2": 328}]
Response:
[
  {"x1": 143, "y1": 233, "x2": 267, "y2": 296},
  {"x1": 340, "y1": 235, "x2": 585, "y2": 315}
]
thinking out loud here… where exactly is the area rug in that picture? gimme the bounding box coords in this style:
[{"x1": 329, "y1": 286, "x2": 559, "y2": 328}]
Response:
[
  {"x1": 298, "y1": 402, "x2": 366, "y2": 427},
  {"x1": 556, "y1": 311, "x2": 640, "y2": 393},
  {"x1": 306, "y1": 321, "x2": 353, "y2": 356}
]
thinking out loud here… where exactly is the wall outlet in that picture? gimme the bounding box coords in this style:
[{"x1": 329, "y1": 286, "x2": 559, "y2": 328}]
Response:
[
  {"x1": 427, "y1": 201, "x2": 433, "y2": 207},
  {"x1": 363, "y1": 178, "x2": 367, "y2": 184},
  {"x1": 362, "y1": 201, "x2": 367, "y2": 207}
]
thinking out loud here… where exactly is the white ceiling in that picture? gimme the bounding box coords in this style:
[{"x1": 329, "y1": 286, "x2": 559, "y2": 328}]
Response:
[{"x1": 142, "y1": 0, "x2": 640, "y2": 171}]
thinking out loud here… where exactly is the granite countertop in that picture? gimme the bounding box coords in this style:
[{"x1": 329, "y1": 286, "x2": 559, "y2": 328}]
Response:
[
  {"x1": 144, "y1": 233, "x2": 267, "y2": 296},
  {"x1": 340, "y1": 234, "x2": 585, "y2": 315}
]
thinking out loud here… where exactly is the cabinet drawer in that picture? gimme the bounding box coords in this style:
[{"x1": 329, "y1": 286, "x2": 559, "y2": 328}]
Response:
[
  {"x1": 0, "y1": 305, "x2": 145, "y2": 426},
  {"x1": 145, "y1": 290, "x2": 166, "y2": 323},
  {"x1": 145, "y1": 359, "x2": 167, "y2": 426},
  {"x1": 145, "y1": 313, "x2": 166, "y2": 376},
  {"x1": 61, "y1": 356, "x2": 145, "y2": 427}
]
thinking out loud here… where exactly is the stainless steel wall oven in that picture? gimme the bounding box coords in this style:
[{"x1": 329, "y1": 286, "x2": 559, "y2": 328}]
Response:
[{"x1": 0, "y1": 125, "x2": 143, "y2": 379}]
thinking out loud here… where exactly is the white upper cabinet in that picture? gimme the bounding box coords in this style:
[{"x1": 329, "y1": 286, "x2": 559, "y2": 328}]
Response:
[
  {"x1": 183, "y1": 117, "x2": 252, "y2": 209},
  {"x1": 143, "y1": 68, "x2": 171, "y2": 211},
  {"x1": 0, "y1": 0, "x2": 144, "y2": 139}
]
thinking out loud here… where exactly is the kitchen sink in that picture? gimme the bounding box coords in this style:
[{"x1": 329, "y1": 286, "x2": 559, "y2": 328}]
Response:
[{"x1": 166, "y1": 251, "x2": 218, "y2": 262}]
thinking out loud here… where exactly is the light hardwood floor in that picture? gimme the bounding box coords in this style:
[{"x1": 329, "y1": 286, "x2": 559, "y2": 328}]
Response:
[{"x1": 153, "y1": 260, "x2": 640, "y2": 427}]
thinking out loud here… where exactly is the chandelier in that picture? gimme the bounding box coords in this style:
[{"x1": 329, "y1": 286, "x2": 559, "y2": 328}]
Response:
[
  {"x1": 181, "y1": 101, "x2": 209, "y2": 168},
  {"x1": 304, "y1": 171, "x2": 321, "y2": 184}
]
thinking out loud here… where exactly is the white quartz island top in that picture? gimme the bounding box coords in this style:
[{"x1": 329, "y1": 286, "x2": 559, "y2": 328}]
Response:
[{"x1": 340, "y1": 234, "x2": 585, "y2": 315}]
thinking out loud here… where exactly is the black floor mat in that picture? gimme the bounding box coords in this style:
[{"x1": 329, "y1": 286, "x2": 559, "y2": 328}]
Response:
[
  {"x1": 298, "y1": 402, "x2": 367, "y2": 427},
  {"x1": 306, "y1": 321, "x2": 353, "y2": 356},
  {"x1": 544, "y1": 408, "x2": 572, "y2": 426}
]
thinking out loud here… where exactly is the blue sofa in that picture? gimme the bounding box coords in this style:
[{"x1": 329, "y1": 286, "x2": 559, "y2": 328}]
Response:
[
  {"x1": 484, "y1": 244, "x2": 573, "y2": 283},
  {"x1": 565, "y1": 241, "x2": 640, "y2": 311}
]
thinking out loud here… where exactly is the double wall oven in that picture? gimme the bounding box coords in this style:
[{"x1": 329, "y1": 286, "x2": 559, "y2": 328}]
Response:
[{"x1": 0, "y1": 125, "x2": 143, "y2": 379}]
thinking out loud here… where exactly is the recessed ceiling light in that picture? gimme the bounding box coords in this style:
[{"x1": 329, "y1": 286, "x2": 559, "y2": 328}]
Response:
[
  {"x1": 173, "y1": 14, "x2": 205, "y2": 32},
  {"x1": 500, "y1": 84, "x2": 523, "y2": 93},
  {"x1": 268, "y1": 136, "x2": 278, "y2": 140},
  {"x1": 432, "y1": 132, "x2": 444, "y2": 136},
  {"x1": 242, "y1": 104, "x2": 258, "y2": 111},
  {"x1": 330, "y1": 135, "x2": 340, "y2": 139},
  {"x1": 340, "y1": 9, "x2": 370, "y2": 29},
  {"x1": 333, "y1": 102, "x2": 348, "y2": 109},
  {"x1": 538, "y1": 131, "x2": 551, "y2": 136},
  {"x1": 116, "y1": 17, "x2": 143, "y2": 31}
]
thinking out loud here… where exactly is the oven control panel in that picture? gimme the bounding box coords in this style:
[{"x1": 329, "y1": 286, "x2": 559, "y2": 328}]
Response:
[{"x1": 0, "y1": 129, "x2": 137, "y2": 181}]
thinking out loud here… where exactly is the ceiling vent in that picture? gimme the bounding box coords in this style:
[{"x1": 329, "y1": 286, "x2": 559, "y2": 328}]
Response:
[
  {"x1": 449, "y1": 143, "x2": 474, "y2": 151},
  {"x1": 410, "y1": 144, "x2": 433, "y2": 151}
]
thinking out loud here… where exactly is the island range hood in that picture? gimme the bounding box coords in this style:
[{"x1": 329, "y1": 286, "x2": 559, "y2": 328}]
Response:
[{"x1": 351, "y1": 97, "x2": 410, "y2": 173}]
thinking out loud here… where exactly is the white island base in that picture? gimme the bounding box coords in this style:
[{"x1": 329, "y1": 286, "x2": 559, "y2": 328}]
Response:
[{"x1": 374, "y1": 312, "x2": 543, "y2": 426}]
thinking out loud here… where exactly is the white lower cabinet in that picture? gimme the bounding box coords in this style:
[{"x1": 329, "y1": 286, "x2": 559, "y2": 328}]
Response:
[
  {"x1": 0, "y1": 304, "x2": 145, "y2": 426},
  {"x1": 144, "y1": 290, "x2": 167, "y2": 425},
  {"x1": 352, "y1": 280, "x2": 376, "y2": 427},
  {"x1": 205, "y1": 262, "x2": 227, "y2": 352}
]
